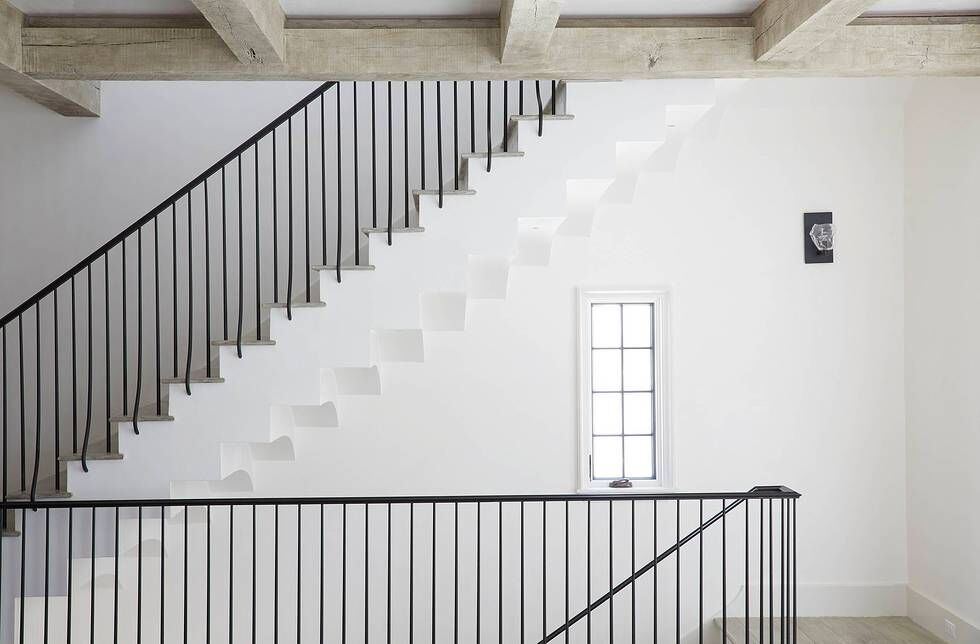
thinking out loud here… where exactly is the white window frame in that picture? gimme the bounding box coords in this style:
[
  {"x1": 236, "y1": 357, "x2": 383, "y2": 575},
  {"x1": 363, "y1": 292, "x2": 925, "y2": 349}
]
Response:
[{"x1": 577, "y1": 288, "x2": 672, "y2": 492}]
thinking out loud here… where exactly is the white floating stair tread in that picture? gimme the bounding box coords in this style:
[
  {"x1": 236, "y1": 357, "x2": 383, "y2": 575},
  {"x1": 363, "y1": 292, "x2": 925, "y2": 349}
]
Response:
[
  {"x1": 312, "y1": 264, "x2": 375, "y2": 271},
  {"x1": 412, "y1": 189, "x2": 476, "y2": 196},
  {"x1": 108, "y1": 414, "x2": 174, "y2": 423},
  {"x1": 59, "y1": 452, "x2": 124, "y2": 462},
  {"x1": 262, "y1": 301, "x2": 325, "y2": 309},
  {"x1": 7, "y1": 489, "x2": 72, "y2": 500},
  {"x1": 362, "y1": 226, "x2": 425, "y2": 235},
  {"x1": 511, "y1": 114, "x2": 575, "y2": 121},
  {"x1": 460, "y1": 151, "x2": 524, "y2": 159},
  {"x1": 211, "y1": 339, "x2": 276, "y2": 346},
  {"x1": 161, "y1": 376, "x2": 225, "y2": 384}
]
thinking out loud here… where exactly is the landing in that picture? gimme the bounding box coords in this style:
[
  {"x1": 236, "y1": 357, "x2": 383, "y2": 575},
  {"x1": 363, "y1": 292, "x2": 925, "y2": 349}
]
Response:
[{"x1": 719, "y1": 617, "x2": 942, "y2": 644}]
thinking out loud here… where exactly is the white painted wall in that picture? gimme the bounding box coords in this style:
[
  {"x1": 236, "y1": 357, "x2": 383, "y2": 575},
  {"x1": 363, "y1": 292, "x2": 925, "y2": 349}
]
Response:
[
  {"x1": 904, "y1": 78, "x2": 980, "y2": 642},
  {"x1": 0, "y1": 80, "x2": 320, "y2": 315}
]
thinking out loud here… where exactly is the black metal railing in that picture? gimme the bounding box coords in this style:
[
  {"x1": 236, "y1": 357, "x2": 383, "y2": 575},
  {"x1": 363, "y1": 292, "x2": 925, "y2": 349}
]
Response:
[
  {"x1": 0, "y1": 80, "x2": 564, "y2": 504},
  {"x1": 0, "y1": 487, "x2": 798, "y2": 644}
]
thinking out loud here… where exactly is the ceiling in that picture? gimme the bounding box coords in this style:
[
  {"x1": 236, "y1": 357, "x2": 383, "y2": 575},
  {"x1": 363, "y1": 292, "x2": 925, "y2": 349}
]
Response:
[{"x1": 8, "y1": 0, "x2": 980, "y2": 17}]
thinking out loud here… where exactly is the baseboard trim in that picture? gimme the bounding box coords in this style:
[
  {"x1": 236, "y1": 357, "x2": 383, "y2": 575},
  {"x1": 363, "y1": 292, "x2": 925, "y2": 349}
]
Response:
[
  {"x1": 725, "y1": 583, "x2": 908, "y2": 618},
  {"x1": 908, "y1": 586, "x2": 980, "y2": 644}
]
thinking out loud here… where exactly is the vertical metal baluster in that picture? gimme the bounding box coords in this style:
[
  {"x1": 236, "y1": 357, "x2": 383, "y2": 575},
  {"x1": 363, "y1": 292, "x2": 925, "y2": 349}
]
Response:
[
  {"x1": 792, "y1": 499, "x2": 797, "y2": 644},
  {"x1": 236, "y1": 155, "x2": 245, "y2": 355},
  {"x1": 409, "y1": 503, "x2": 414, "y2": 644},
  {"x1": 91, "y1": 508, "x2": 97, "y2": 644},
  {"x1": 371, "y1": 81, "x2": 378, "y2": 228},
  {"x1": 520, "y1": 501, "x2": 525, "y2": 643},
  {"x1": 68, "y1": 508, "x2": 74, "y2": 644},
  {"x1": 535, "y1": 81, "x2": 544, "y2": 137},
  {"x1": 171, "y1": 205, "x2": 178, "y2": 378},
  {"x1": 552, "y1": 80, "x2": 557, "y2": 115},
  {"x1": 133, "y1": 230, "x2": 143, "y2": 433},
  {"x1": 745, "y1": 499, "x2": 750, "y2": 644},
  {"x1": 252, "y1": 506, "x2": 257, "y2": 644},
  {"x1": 0, "y1": 325, "x2": 5, "y2": 503},
  {"x1": 53, "y1": 293, "x2": 61, "y2": 490},
  {"x1": 470, "y1": 82, "x2": 475, "y2": 153},
  {"x1": 402, "y1": 81, "x2": 408, "y2": 234},
  {"x1": 454, "y1": 502, "x2": 458, "y2": 644},
  {"x1": 137, "y1": 507, "x2": 142, "y2": 644},
  {"x1": 519, "y1": 81, "x2": 524, "y2": 115},
  {"x1": 221, "y1": 167, "x2": 229, "y2": 340},
  {"x1": 81, "y1": 268, "x2": 93, "y2": 472},
  {"x1": 759, "y1": 500, "x2": 764, "y2": 644},
  {"x1": 453, "y1": 81, "x2": 459, "y2": 190},
  {"x1": 431, "y1": 503, "x2": 436, "y2": 644},
  {"x1": 437, "y1": 81, "x2": 444, "y2": 208},
  {"x1": 273, "y1": 128, "x2": 280, "y2": 299},
  {"x1": 321, "y1": 98, "x2": 327, "y2": 268},
  {"x1": 19, "y1": 508, "x2": 26, "y2": 644},
  {"x1": 288, "y1": 117, "x2": 295, "y2": 316},
  {"x1": 676, "y1": 500, "x2": 680, "y2": 644},
  {"x1": 121, "y1": 239, "x2": 128, "y2": 417},
  {"x1": 608, "y1": 501, "x2": 613, "y2": 644},
  {"x1": 387, "y1": 82, "x2": 393, "y2": 242},
  {"x1": 31, "y1": 304, "x2": 41, "y2": 502},
  {"x1": 780, "y1": 500, "x2": 785, "y2": 644},
  {"x1": 342, "y1": 504, "x2": 347, "y2": 644},
  {"x1": 104, "y1": 252, "x2": 112, "y2": 451},
  {"x1": 204, "y1": 183, "x2": 212, "y2": 377},
  {"x1": 543, "y1": 502, "x2": 548, "y2": 644},
  {"x1": 498, "y1": 501, "x2": 502, "y2": 644},
  {"x1": 586, "y1": 501, "x2": 591, "y2": 644},
  {"x1": 229, "y1": 506, "x2": 234, "y2": 644},
  {"x1": 653, "y1": 499, "x2": 658, "y2": 644},
  {"x1": 353, "y1": 82, "x2": 360, "y2": 266},
  {"x1": 699, "y1": 500, "x2": 704, "y2": 644},
  {"x1": 297, "y1": 505, "x2": 303, "y2": 644},
  {"x1": 207, "y1": 506, "x2": 211, "y2": 644},
  {"x1": 70, "y1": 279, "x2": 77, "y2": 455},
  {"x1": 502, "y1": 81, "x2": 509, "y2": 153},
  {"x1": 365, "y1": 504, "x2": 370, "y2": 644},
  {"x1": 387, "y1": 503, "x2": 392, "y2": 644},
  {"x1": 320, "y1": 504, "x2": 325, "y2": 644},
  {"x1": 336, "y1": 85, "x2": 343, "y2": 280},
  {"x1": 304, "y1": 106, "x2": 311, "y2": 301},
  {"x1": 185, "y1": 197, "x2": 194, "y2": 395},
  {"x1": 476, "y1": 503, "x2": 481, "y2": 644},
  {"x1": 275, "y1": 504, "x2": 280, "y2": 644},
  {"x1": 183, "y1": 507, "x2": 188, "y2": 644},
  {"x1": 631, "y1": 500, "x2": 636, "y2": 644},
  {"x1": 255, "y1": 141, "x2": 262, "y2": 338},
  {"x1": 769, "y1": 500, "x2": 773, "y2": 644},
  {"x1": 160, "y1": 506, "x2": 165, "y2": 644},
  {"x1": 17, "y1": 314, "x2": 24, "y2": 490},
  {"x1": 485, "y1": 81, "x2": 492, "y2": 172},
  {"x1": 153, "y1": 216, "x2": 161, "y2": 421},
  {"x1": 114, "y1": 508, "x2": 120, "y2": 644},
  {"x1": 564, "y1": 501, "x2": 569, "y2": 644},
  {"x1": 420, "y1": 81, "x2": 426, "y2": 191},
  {"x1": 722, "y1": 500, "x2": 728, "y2": 644},
  {"x1": 44, "y1": 508, "x2": 50, "y2": 644}
]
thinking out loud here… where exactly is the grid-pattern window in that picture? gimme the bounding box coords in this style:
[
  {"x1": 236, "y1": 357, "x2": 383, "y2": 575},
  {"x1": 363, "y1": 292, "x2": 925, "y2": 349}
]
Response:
[{"x1": 579, "y1": 290, "x2": 668, "y2": 489}]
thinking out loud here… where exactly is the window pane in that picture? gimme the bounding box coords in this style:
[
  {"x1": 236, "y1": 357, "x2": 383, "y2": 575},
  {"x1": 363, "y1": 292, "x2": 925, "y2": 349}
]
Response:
[
  {"x1": 592, "y1": 393, "x2": 622, "y2": 435},
  {"x1": 622, "y1": 304, "x2": 652, "y2": 348},
  {"x1": 591, "y1": 304, "x2": 621, "y2": 348},
  {"x1": 623, "y1": 392, "x2": 652, "y2": 435},
  {"x1": 592, "y1": 349, "x2": 622, "y2": 391},
  {"x1": 623, "y1": 349, "x2": 652, "y2": 391},
  {"x1": 593, "y1": 436, "x2": 623, "y2": 479},
  {"x1": 624, "y1": 436, "x2": 654, "y2": 479}
]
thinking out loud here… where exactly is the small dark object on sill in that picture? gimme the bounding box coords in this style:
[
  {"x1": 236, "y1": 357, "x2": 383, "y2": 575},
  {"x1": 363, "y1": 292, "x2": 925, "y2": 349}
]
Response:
[{"x1": 609, "y1": 479, "x2": 633, "y2": 489}]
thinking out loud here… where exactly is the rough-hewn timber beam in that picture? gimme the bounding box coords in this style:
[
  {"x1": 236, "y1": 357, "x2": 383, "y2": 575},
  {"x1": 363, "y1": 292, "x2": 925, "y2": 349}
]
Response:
[
  {"x1": 499, "y1": 0, "x2": 563, "y2": 62},
  {"x1": 189, "y1": 0, "x2": 285, "y2": 64},
  {"x1": 19, "y1": 19, "x2": 980, "y2": 81},
  {"x1": 752, "y1": 0, "x2": 880, "y2": 61},
  {"x1": 0, "y1": 0, "x2": 98, "y2": 116}
]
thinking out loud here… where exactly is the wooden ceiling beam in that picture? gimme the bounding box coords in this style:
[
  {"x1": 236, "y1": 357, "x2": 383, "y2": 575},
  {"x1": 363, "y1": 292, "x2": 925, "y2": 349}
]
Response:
[
  {"x1": 0, "y1": 0, "x2": 98, "y2": 116},
  {"x1": 17, "y1": 18, "x2": 980, "y2": 81},
  {"x1": 188, "y1": 0, "x2": 285, "y2": 64},
  {"x1": 752, "y1": 0, "x2": 881, "y2": 61},
  {"x1": 499, "y1": 0, "x2": 563, "y2": 62}
]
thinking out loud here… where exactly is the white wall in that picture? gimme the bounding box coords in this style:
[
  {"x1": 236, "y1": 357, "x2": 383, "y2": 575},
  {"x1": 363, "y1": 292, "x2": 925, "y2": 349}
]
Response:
[
  {"x1": 0, "y1": 81, "x2": 320, "y2": 314},
  {"x1": 904, "y1": 79, "x2": 980, "y2": 641}
]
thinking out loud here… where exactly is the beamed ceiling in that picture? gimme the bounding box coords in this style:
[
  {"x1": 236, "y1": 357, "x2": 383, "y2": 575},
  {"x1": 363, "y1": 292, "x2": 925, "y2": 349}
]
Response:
[{"x1": 1, "y1": 0, "x2": 980, "y2": 117}]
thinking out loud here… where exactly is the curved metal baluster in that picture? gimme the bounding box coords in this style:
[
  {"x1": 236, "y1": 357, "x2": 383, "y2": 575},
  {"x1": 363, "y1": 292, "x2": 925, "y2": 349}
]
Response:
[
  {"x1": 30, "y1": 303, "x2": 41, "y2": 502},
  {"x1": 80, "y1": 267, "x2": 93, "y2": 473},
  {"x1": 132, "y1": 228, "x2": 143, "y2": 434},
  {"x1": 536, "y1": 81, "x2": 544, "y2": 137},
  {"x1": 185, "y1": 195, "x2": 194, "y2": 395},
  {"x1": 236, "y1": 155, "x2": 245, "y2": 356}
]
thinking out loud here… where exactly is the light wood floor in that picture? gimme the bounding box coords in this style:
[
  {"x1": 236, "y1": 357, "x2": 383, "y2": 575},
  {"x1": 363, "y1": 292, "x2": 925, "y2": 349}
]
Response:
[{"x1": 717, "y1": 617, "x2": 943, "y2": 644}]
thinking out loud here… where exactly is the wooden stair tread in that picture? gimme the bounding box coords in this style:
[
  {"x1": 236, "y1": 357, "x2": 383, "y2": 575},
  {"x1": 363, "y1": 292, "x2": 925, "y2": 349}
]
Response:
[
  {"x1": 59, "y1": 452, "x2": 124, "y2": 462},
  {"x1": 211, "y1": 339, "x2": 276, "y2": 346},
  {"x1": 362, "y1": 226, "x2": 425, "y2": 235}
]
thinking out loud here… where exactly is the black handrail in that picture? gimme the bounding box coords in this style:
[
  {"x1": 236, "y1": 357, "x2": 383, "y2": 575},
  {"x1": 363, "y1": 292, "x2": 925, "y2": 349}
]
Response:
[{"x1": 0, "y1": 82, "x2": 336, "y2": 330}]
